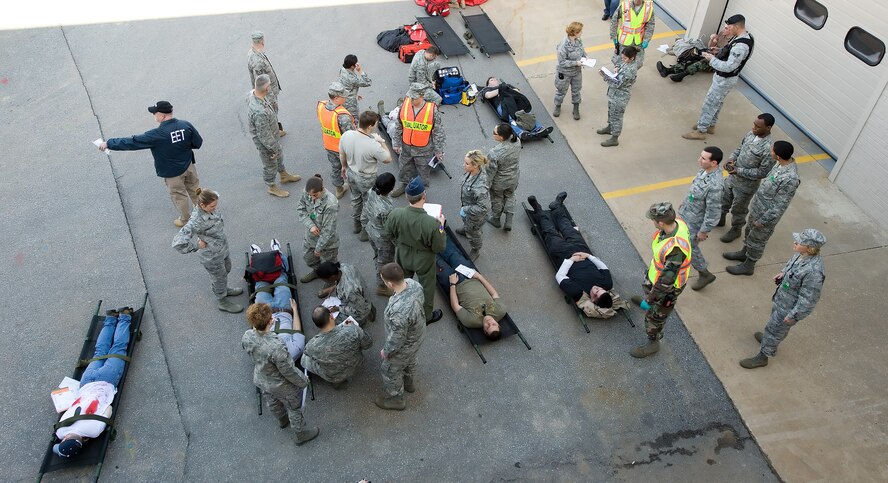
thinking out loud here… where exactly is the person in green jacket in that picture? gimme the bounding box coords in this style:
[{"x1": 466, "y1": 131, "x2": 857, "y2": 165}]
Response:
[{"x1": 384, "y1": 177, "x2": 446, "y2": 324}]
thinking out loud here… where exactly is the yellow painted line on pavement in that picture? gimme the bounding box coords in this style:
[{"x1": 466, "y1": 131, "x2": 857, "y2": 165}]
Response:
[
  {"x1": 601, "y1": 153, "x2": 832, "y2": 200},
  {"x1": 516, "y1": 30, "x2": 686, "y2": 67}
]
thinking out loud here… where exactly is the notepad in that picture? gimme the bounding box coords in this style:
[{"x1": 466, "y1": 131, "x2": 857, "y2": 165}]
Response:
[
  {"x1": 600, "y1": 66, "x2": 618, "y2": 80},
  {"x1": 579, "y1": 57, "x2": 596, "y2": 68},
  {"x1": 454, "y1": 264, "x2": 476, "y2": 279},
  {"x1": 423, "y1": 203, "x2": 442, "y2": 219}
]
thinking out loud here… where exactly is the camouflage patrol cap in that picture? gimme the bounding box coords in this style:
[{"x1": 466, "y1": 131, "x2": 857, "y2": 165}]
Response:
[
  {"x1": 328, "y1": 81, "x2": 346, "y2": 98},
  {"x1": 251, "y1": 31, "x2": 264, "y2": 41},
  {"x1": 406, "y1": 82, "x2": 427, "y2": 99},
  {"x1": 793, "y1": 228, "x2": 826, "y2": 248},
  {"x1": 645, "y1": 201, "x2": 675, "y2": 221}
]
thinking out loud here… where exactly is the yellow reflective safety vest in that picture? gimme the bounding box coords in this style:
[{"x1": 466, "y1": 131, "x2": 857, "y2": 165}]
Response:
[
  {"x1": 399, "y1": 97, "x2": 436, "y2": 148},
  {"x1": 618, "y1": 0, "x2": 653, "y2": 46},
  {"x1": 317, "y1": 101, "x2": 353, "y2": 152},
  {"x1": 647, "y1": 218, "x2": 692, "y2": 288}
]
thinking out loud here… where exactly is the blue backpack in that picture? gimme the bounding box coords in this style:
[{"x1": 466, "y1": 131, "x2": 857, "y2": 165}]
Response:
[{"x1": 435, "y1": 67, "x2": 470, "y2": 105}]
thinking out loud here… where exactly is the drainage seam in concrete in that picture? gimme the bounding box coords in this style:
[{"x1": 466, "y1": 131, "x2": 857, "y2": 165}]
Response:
[{"x1": 60, "y1": 24, "x2": 191, "y2": 478}]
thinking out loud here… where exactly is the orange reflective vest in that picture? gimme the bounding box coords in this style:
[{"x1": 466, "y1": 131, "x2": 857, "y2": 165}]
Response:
[
  {"x1": 647, "y1": 218, "x2": 692, "y2": 288},
  {"x1": 399, "y1": 96, "x2": 436, "y2": 148},
  {"x1": 618, "y1": 0, "x2": 653, "y2": 46},
  {"x1": 317, "y1": 101, "x2": 353, "y2": 152}
]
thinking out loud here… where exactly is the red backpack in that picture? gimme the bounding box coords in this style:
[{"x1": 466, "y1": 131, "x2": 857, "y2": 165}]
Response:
[
  {"x1": 426, "y1": 0, "x2": 450, "y2": 16},
  {"x1": 247, "y1": 250, "x2": 284, "y2": 283}
]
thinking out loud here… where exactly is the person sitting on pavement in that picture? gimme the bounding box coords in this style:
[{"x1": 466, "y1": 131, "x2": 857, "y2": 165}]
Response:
[
  {"x1": 435, "y1": 236, "x2": 506, "y2": 339},
  {"x1": 300, "y1": 305, "x2": 373, "y2": 389},
  {"x1": 53, "y1": 308, "x2": 134, "y2": 458},
  {"x1": 528, "y1": 193, "x2": 627, "y2": 318},
  {"x1": 315, "y1": 261, "x2": 376, "y2": 325},
  {"x1": 479, "y1": 77, "x2": 554, "y2": 141}
]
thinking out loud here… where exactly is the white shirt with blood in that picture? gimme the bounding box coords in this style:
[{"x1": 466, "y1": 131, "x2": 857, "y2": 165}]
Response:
[{"x1": 55, "y1": 381, "x2": 116, "y2": 439}]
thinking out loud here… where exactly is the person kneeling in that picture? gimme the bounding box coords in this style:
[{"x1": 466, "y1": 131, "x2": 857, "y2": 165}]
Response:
[{"x1": 301, "y1": 306, "x2": 373, "y2": 389}]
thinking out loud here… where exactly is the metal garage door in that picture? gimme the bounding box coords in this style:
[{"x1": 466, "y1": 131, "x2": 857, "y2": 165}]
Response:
[
  {"x1": 654, "y1": 0, "x2": 698, "y2": 27},
  {"x1": 725, "y1": 0, "x2": 888, "y2": 157}
]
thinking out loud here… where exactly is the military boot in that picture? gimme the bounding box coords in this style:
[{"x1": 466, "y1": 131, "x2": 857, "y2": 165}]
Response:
[
  {"x1": 553, "y1": 104, "x2": 561, "y2": 117},
  {"x1": 754, "y1": 331, "x2": 763, "y2": 343},
  {"x1": 596, "y1": 125, "x2": 612, "y2": 135},
  {"x1": 691, "y1": 124, "x2": 716, "y2": 134},
  {"x1": 173, "y1": 217, "x2": 186, "y2": 228},
  {"x1": 377, "y1": 100, "x2": 386, "y2": 117},
  {"x1": 670, "y1": 71, "x2": 690, "y2": 82},
  {"x1": 294, "y1": 427, "x2": 320, "y2": 445},
  {"x1": 601, "y1": 136, "x2": 619, "y2": 147},
  {"x1": 572, "y1": 104, "x2": 581, "y2": 120},
  {"x1": 720, "y1": 226, "x2": 742, "y2": 242},
  {"x1": 374, "y1": 394, "x2": 406, "y2": 411},
  {"x1": 455, "y1": 227, "x2": 467, "y2": 237},
  {"x1": 487, "y1": 214, "x2": 502, "y2": 228},
  {"x1": 630, "y1": 339, "x2": 660, "y2": 358},
  {"x1": 267, "y1": 184, "x2": 290, "y2": 198},
  {"x1": 682, "y1": 130, "x2": 707, "y2": 140},
  {"x1": 503, "y1": 213, "x2": 514, "y2": 232},
  {"x1": 335, "y1": 185, "x2": 348, "y2": 199},
  {"x1": 717, "y1": 212, "x2": 727, "y2": 227},
  {"x1": 722, "y1": 248, "x2": 747, "y2": 261},
  {"x1": 691, "y1": 270, "x2": 716, "y2": 291},
  {"x1": 299, "y1": 270, "x2": 319, "y2": 283},
  {"x1": 726, "y1": 259, "x2": 756, "y2": 276},
  {"x1": 278, "y1": 415, "x2": 290, "y2": 429},
  {"x1": 404, "y1": 376, "x2": 416, "y2": 393},
  {"x1": 353, "y1": 219, "x2": 363, "y2": 234},
  {"x1": 217, "y1": 298, "x2": 244, "y2": 314},
  {"x1": 279, "y1": 171, "x2": 302, "y2": 183},
  {"x1": 739, "y1": 352, "x2": 769, "y2": 369},
  {"x1": 656, "y1": 61, "x2": 672, "y2": 77},
  {"x1": 226, "y1": 287, "x2": 244, "y2": 297},
  {"x1": 359, "y1": 229, "x2": 369, "y2": 242},
  {"x1": 390, "y1": 184, "x2": 406, "y2": 198}
]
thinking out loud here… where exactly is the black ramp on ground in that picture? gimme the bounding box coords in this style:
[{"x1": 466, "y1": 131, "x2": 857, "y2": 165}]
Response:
[
  {"x1": 0, "y1": 2, "x2": 776, "y2": 481},
  {"x1": 461, "y1": 9, "x2": 513, "y2": 57},
  {"x1": 417, "y1": 15, "x2": 472, "y2": 59}
]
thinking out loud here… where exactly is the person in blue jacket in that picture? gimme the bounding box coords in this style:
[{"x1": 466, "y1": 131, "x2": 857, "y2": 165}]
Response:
[{"x1": 100, "y1": 100, "x2": 203, "y2": 227}]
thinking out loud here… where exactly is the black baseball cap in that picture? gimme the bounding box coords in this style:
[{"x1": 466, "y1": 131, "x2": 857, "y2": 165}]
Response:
[
  {"x1": 725, "y1": 14, "x2": 745, "y2": 25},
  {"x1": 148, "y1": 100, "x2": 173, "y2": 114}
]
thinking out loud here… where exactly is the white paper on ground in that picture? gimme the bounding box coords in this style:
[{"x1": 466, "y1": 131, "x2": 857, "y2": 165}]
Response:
[{"x1": 657, "y1": 44, "x2": 669, "y2": 54}]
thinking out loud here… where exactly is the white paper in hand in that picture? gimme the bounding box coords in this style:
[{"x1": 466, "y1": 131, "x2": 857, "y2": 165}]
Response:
[
  {"x1": 454, "y1": 264, "x2": 476, "y2": 279},
  {"x1": 342, "y1": 315, "x2": 359, "y2": 328},
  {"x1": 600, "y1": 66, "x2": 619, "y2": 80},
  {"x1": 93, "y1": 138, "x2": 109, "y2": 153},
  {"x1": 423, "y1": 203, "x2": 442, "y2": 219},
  {"x1": 580, "y1": 58, "x2": 597, "y2": 68}
]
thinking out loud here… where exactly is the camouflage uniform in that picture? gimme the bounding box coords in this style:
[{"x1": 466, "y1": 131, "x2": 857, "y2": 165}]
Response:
[
  {"x1": 603, "y1": 58, "x2": 639, "y2": 137},
  {"x1": 247, "y1": 92, "x2": 286, "y2": 185},
  {"x1": 296, "y1": 189, "x2": 340, "y2": 270},
  {"x1": 247, "y1": 48, "x2": 281, "y2": 110},
  {"x1": 695, "y1": 33, "x2": 752, "y2": 132},
  {"x1": 338, "y1": 66, "x2": 372, "y2": 119},
  {"x1": 362, "y1": 190, "x2": 395, "y2": 285},
  {"x1": 172, "y1": 206, "x2": 232, "y2": 299},
  {"x1": 460, "y1": 169, "x2": 491, "y2": 253},
  {"x1": 672, "y1": 60, "x2": 711, "y2": 76},
  {"x1": 759, "y1": 252, "x2": 825, "y2": 357},
  {"x1": 486, "y1": 138, "x2": 521, "y2": 219},
  {"x1": 392, "y1": 103, "x2": 445, "y2": 187},
  {"x1": 723, "y1": 131, "x2": 774, "y2": 230},
  {"x1": 609, "y1": 1, "x2": 656, "y2": 67},
  {"x1": 381, "y1": 279, "x2": 426, "y2": 397},
  {"x1": 301, "y1": 321, "x2": 372, "y2": 384},
  {"x1": 407, "y1": 50, "x2": 442, "y2": 104},
  {"x1": 678, "y1": 169, "x2": 723, "y2": 272},
  {"x1": 743, "y1": 161, "x2": 801, "y2": 262},
  {"x1": 323, "y1": 100, "x2": 355, "y2": 188},
  {"x1": 554, "y1": 37, "x2": 585, "y2": 106},
  {"x1": 242, "y1": 329, "x2": 308, "y2": 432},
  {"x1": 332, "y1": 263, "x2": 373, "y2": 324}
]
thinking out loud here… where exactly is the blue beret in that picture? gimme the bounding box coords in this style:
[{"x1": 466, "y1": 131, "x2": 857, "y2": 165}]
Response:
[{"x1": 405, "y1": 176, "x2": 425, "y2": 196}]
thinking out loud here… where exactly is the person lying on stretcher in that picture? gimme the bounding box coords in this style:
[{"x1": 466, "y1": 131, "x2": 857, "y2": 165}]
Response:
[
  {"x1": 53, "y1": 308, "x2": 133, "y2": 458},
  {"x1": 527, "y1": 192, "x2": 628, "y2": 318},
  {"x1": 435, "y1": 237, "x2": 506, "y2": 340},
  {"x1": 246, "y1": 238, "x2": 305, "y2": 360},
  {"x1": 480, "y1": 77, "x2": 554, "y2": 141}
]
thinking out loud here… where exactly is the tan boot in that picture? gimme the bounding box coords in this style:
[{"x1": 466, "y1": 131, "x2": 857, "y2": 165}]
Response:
[
  {"x1": 682, "y1": 130, "x2": 707, "y2": 140},
  {"x1": 689, "y1": 124, "x2": 715, "y2": 134},
  {"x1": 390, "y1": 184, "x2": 406, "y2": 198},
  {"x1": 279, "y1": 171, "x2": 302, "y2": 183},
  {"x1": 299, "y1": 270, "x2": 319, "y2": 283},
  {"x1": 278, "y1": 130, "x2": 288, "y2": 138},
  {"x1": 374, "y1": 394, "x2": 406, "y2": 410},
  {"x1": 335, "y1": 185, "x2": 348, "y2": 199},
  {"x1": 173, "y1": 217, "x2": 186, "y2": 227},
  {"x1": 294, "y1": 427, "x2": 319, "y2": 445},
  {"x1": 267, "y1": 184, "x2": 290, "y2": 198},
  {"x1": 629, "y1": 340, "x2": 660, "y2": 358}
]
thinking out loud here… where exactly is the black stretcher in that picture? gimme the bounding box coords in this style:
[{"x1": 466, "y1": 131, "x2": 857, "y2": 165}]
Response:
[
  {"x1": 37, "y1": 294, "x2": 148, "y2": 483},
  {"x1": 435, "y1": 226, "x2": 531, "y2": 363},
  {"x1": 460, "y1": 8, "x2": 514, "y2": 57},
  {"x1": 416, "y1": 16, "x2": 472, "y2": 59},
  {"x1": 243, "y1": 242, "x2": 313, "y2": 414},
  {"x1": 522, "y1": 202, "x2": 636, "y2": 333},
  {"x1": 377, "y1": 116, "x2": 452, "y2": 179}
]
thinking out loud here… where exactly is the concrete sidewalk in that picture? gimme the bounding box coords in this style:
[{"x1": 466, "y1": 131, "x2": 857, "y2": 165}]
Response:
[{"x1": 487, "y1": 1, "x2": 888, "y2": 481}]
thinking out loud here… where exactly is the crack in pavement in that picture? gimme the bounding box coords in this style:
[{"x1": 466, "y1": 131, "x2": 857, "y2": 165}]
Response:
[{"x1": 59, "y1": 24, "x2": 191, "y2": 479}]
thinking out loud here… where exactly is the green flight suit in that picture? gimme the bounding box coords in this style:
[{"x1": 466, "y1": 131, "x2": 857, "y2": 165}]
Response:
[{"x1": 384, "y1": 205, "x2": 446, "y2": 320}]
